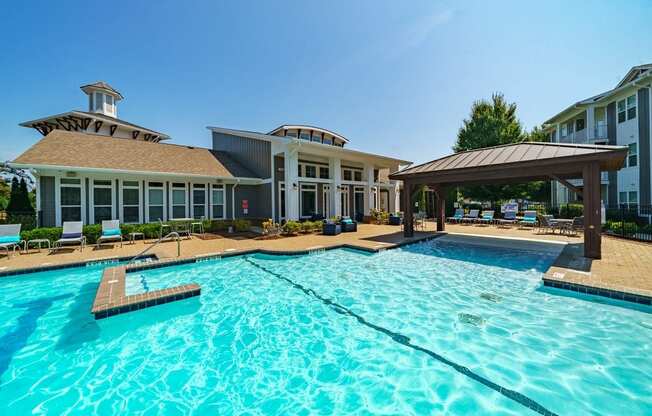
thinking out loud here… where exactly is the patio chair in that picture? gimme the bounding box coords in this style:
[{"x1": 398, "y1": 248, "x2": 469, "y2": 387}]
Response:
[
  {"x1": 52, "y1": 221, "x2": 86, "y2": 251},
  {"x1": 389, "y1": 213, "x2": 402, "y2": 225},
  {"x1": 496, "y1": 211, "x2": 517, "y2": 227},
  {"x1": 340, "y1": 216, "x2": 357, "y2": 232},
  {"x1": 0, "y1": 224, "x2": 26, "y2": 259},
  {"x1": 96, "y1": 220, "x2": 123, "y2": 247},
  {"x1": 563, "y1": 216, "x2": 584, "y2": 236},
  {"x1": 460, "y1": 209, "x2": 479, "y2": 224},
  {"x1": 537, "y1": 215, "x2": 559, "y2": 234},
  {"x1": 476, "y1": 210, "x2": 495, "y2": 225},
  {"x1": 518, "y1": 211, "x2": 538, "y2": 227},
  {"x1": 323, "y1": 220, "x2": 341, "y2": 235},
  {"x1": 447, "y1": 208, "x2": 464, "y2": 223}
]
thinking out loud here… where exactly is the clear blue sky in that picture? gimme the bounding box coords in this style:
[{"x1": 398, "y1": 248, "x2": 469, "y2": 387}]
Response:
[{"x1": 1, "y1": 0, "x2": 651, "y2": 165}]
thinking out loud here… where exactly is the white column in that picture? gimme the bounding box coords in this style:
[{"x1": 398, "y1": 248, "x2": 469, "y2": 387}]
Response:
[
  {"x1": 586, "y1": 106, "x2": 595, "y2": 140},
  {"x1": 363, "y1": 163, "x2": 374, "y2": 215},
  {"x1": 388, "y1": 183, "x2": 397, "y2": 213},
  {"x1": 284, "y1": 148, "x2": 300, "y2": 220},
  {"x1": 555, "y1": 123, "x2": 561, "y2": 142},
  {"x1": 330, "y1": 157, "x2": 341, "y2": 217}
]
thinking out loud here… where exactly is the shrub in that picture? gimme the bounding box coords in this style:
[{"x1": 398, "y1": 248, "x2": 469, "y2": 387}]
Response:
[
  {"x1": 282, "y1": 220, "x2": 301, "y2": 235},
  {"x1": 233, "y1": 219, "x2": 251, "y2": 232},
  {"x1": 21, "y1": 227, "x2": 62, "y2": 243},
  {"x1": 558, "y1": 204, "x2": 584, "y2": 219},
  {"x1": 301, "y1": 221, "x2": 314, "y2": 233}
]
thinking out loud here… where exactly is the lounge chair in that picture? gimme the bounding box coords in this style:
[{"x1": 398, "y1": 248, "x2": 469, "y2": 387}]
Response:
[
  {"x1": 52, "y1": 221, "x2": 86, "y2": 251},
  {"x1": 537, "y1": 215, "x2": 559, "y2": 234},
  {"x1": 460, "y1": 209, "x2": 479, "y2": 224},
  {"x1": 519, "y1": 210, "x2": 538, "y2": 227},
  {"x1": 0, "y1": 224, "x2": 26, "y2": 258},
  {"x1": 476, "y1": 210, "x2": 495, "y2": 225},
  {"x1": 447, "y1": 208, "x2": 464, "y2": 223},
  {"x1": 562, "y1": 216, "x2": 584, "y2": 236},
  {"x1": 340, "y1": 216, "x2": 357, "y2": 232},
  {"x1": 96, "y1": 220, "x2": 123, "y2": 247},
  {"x1": 496, "y1": 211, "x2": 517, "y2": 227}
]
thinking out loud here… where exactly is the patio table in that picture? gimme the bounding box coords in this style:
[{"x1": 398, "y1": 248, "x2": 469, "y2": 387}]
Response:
[{"x1": 26, "y1": 238, "x2": 50, "y2": 252}]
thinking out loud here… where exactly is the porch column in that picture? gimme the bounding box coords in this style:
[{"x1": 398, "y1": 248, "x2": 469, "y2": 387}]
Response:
[
  {"x1": 330, "y1": 157, "x2": 341, "y2": 217},
  {"x1": 403, "y1": 181, "x2": 414, "y2": 237},
  {"x1": 363, "y1": 163, "x2": 374, "y2": 216},
  {"x1": 433, "y1": 186, "x2": 445, "y2": 232},
  {"x1": 586, "y1": 106, "x2": 595, "y2": 140},
  {"x1": 388, "y1": 183, "x2": 397, "y2": 213},
  {"x1": 284, "y1": 148, "x2": 300, "y2": 220},
  {"x1": 583, "y1": 161, "x2": 601, "y2": 259}
]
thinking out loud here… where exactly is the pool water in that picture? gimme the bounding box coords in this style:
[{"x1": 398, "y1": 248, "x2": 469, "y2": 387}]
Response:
[{"x1": 0, "y1": 239, "x2": 650, "y2": 415}]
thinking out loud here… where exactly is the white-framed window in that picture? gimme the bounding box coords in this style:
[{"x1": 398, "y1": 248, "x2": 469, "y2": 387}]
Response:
[
  {"x1": 619, "y1": 191, "x2": 639, "y2": 205},
  {"x1": 342, "y1": 168, "x2": 363, "y2": 182},
  {"x1": 147, "y1": 181, "x2": 165, "y2": 222},
  {"x1": 192, "y1": 183, "x2": 207, "y2": 219},
  {"x1": 311, "y1": 131, "x2": 321, "y2": 142},
  {"x1": 91, "y1": 179, "x2": 113, "y2": 224},
  {"x1": 354, "y1": 170, "x2": 362, "y2": 182},
  {"x1": 319, "y1": 166, "x2": 329, "y2": 179},
  {"x1": 560, "y1": 124, "x2": 567, "y2": 138},
  {"x1": 627, "y1": 143, "x2": 638, "y2": 167},
  {"x1": 304, "y1": 165, "x2": 316, "y2": 178},
  {"x1": 171, "y1": 182, "x2": 187, "y2": 219},
  {"x1": 323, "y1": 136, "x2": 333, "y2": 145},
  {"x1": 60, "y1": 178, "x2": 82, "y2": 223},
  {"x1": 299, "y1": 131, "x2": 311, "y2": 141},
  {"x1": 105, "y1": 95, "x2": 114, "y2": 115},
  {"x1": 211, "y1": 184, "x2": 225, "y2": 219},
  {"x1": 94, "y1": 92, "x2": 103, "y2": 112},
  {"x1": 353, "y1": 186, "x2": 365, "y2": 217},
  {"x1": 121, "y1": 180, "x2": 141, "y2": 224},
  {"x1": 629, "y1": 191, "x2": 638, "y2": 204},
  {"x1": 618, "y1": 94, "x2": 636, "y2": 123},
  {"x1": 323, "y1": 185, "x2": 331, "y2": 217},
  {"x1": 285, "y1": 131, "x2": 297, "y2": 138},
  {"x1": 300, "y1": 183, "x2": 317, "y2": 218}
]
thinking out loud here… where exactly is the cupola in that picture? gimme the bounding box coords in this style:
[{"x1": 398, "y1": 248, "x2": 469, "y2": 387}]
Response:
[{"x1": 80, "y1": 81, "x2": 123, "y2": 118}]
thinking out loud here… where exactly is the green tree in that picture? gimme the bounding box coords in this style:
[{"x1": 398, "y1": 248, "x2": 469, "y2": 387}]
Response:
[
  {"x1": 18, "y1": 178, "x2": 35, "y2": 214},
  {"x1": 453, "y1": 94, "x2": 549, "y2": 203},
  {"x1": 5, "y1": 177, "x2": 20, "y2": 214},
  {"x1": 526, "y1": 125, "x2": 549, "y2": 142}
]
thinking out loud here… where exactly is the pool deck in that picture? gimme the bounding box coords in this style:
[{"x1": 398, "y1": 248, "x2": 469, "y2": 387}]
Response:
[{"x1": 1, "y1": 223, "x2": 651, "y2": 306}]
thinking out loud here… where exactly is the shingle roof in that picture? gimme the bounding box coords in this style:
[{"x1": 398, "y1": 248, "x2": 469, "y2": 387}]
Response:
[
  {"x1": 80, "y1": 81, "x2": 124, "y2": 99},
  {"x1": 12, "y1": 130, "x2": 258, "y2": 179},
  {"x1": 391, "y1": 142, "x2": 627, "y2": 178}
]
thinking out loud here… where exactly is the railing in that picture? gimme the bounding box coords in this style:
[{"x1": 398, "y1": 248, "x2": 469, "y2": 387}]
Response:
[
  {"x1": 593, "y1": 124, "x2": 608, "y2": 140},
  {"x1": 129, "y1": 231, "x2": 181, "y2": 264}
]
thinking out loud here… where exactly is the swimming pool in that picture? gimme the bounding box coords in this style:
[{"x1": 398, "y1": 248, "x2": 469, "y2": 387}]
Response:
[{"x1": 1, "y1": 238, "x2": 650, "y2": 415}]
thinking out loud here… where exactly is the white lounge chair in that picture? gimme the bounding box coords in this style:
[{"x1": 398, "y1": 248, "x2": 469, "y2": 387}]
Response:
[
  {"x1": 52, "y1": 221, "x2": 86, "y2": 251},
  {"x1": 96, "y1": 220, "x2": 123, "y2": 247},
  {"x1": 0, "y1": 224, "x2": 26, "y2": 258},
  {"x1": 460, "y1": 209, "x2": 479, "y2": 224}
]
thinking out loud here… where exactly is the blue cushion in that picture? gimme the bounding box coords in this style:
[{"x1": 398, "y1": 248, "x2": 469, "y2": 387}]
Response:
[
  {"x1": 103, "y1": 228, "x2": 121, "y2": 236},
  {"x1": 342, "y1": 218, "x2": 353, "y2": 224},
  {"x1": 62, "y1": 233, "x2": 82, "y2": 239},
  {"x1": 0, "y1": 235, "x2": 20, "y2": 244}
]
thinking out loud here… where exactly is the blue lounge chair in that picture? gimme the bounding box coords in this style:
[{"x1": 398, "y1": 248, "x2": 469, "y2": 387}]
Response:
[
  {"x1": 447, "y1": 208, "x2": 464, "y2": 223},
  {"x1": 476, "y1": 210, "x2": 495, "y2": 225},
  {"x1": 460, "y1": 209, "x2": 479, "y2": 224},
  {"x1": 519, "y1": 210, "x2": 538, "y2": 227},
  {"x1": 0, "y1": 224, "x2": 26, "y2": 258},
  {"x1": 97, "y1": 220, "x2": 123, "y2": 247},
  {"x1": 496, "y1": 211, "x2": 517, "y2": 227}
]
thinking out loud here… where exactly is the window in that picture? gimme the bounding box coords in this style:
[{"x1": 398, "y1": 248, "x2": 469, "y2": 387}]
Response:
[
  {"x1": 192, "y1": 184, "x2": 206, "y2": 219},
  {"x1": 353, "y1": 186, "x2": 365, "y2": 217},
  {"x1": 122, "y1": 180, "x2": 140, "y2": 224},
  {"x1": 343, "y1": 169, "x2": 352, "y2": 181},
  {"x1": 319, "y1": 166, "x2": 329, "y2": 179},
  {"x1": 304, "y1": 165, "x2": 316, "y2": 178},
  {"x1": 575, "y1": 118, "x2": 585, "y2": 131},
  {"x1": 94, "y1": 92, "x2": 103, "y2": 111},
  {"x1": 629, "y1": 191, "x2": 638, "y2": 205},
  {"x1": 211, "y1": 184, "x2": 225, "y2": 219},
  {"x1": 92, "y1": 180, "x2": 113, "y2": 224},
  {"x1": 300, "y1": 184, "x2": 317, "y2": 218},
  {"x1": 60, "y1": 178, "x2": 82, "y2": 222},
  {"x1": 285, "y1": 131, "x2": 297, "y2": 138},
  {"x1": 619, "y1": 192, "x2": 627, "y2": 204},
  {"x1": 171, "y1": 183, "x2": 187, "y2": 219},
  {"x1": 618, "y1": 95, "x2": 636, "y2": 123},
  {"x1": 311, "y1": 132, "x2": 321, "y2": 142},
  {"x1": 353, "y1": 171, "x2": 362, "y2": 182},
  {"x1": 148, "y1": 182, "x2": 165, "y2": 222},
  {"x1": 323, "y1": 136, "x2": 333, "y2": 145},
  {"x1": 299, "y1": 131, "x2": 311, "y2": 141},
  {"x1": 106, "y1": 95, "x2": 114, "y2": 114},
  {"x1": 374, "y1": 169, "x2": 379, "y2": 183},
  {"x1": 627, "y1": 143, "x2": 638, "y2": 167},
  {"x1": 560, "y1": 124, "x2": 567, "y2": 137}
]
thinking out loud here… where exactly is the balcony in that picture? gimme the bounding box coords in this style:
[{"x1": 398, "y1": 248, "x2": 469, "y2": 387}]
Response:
[{"x1": 592, "y1": 124, "x2": 608, "y2": 142}]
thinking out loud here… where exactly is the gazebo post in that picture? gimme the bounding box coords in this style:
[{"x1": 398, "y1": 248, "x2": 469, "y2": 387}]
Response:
[
  {"x1": 432, "y1": 185, "x2": 445, "y2": 232},
  {"x1": 403, "y1": 181, "x2": 414, "y2": 237},
  {"x1": 583, "y1": 161, "x2": 602, "y2": 259}
]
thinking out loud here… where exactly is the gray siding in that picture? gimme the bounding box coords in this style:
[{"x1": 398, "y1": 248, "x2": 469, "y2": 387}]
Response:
[
  {"x1": 39, "y1": 176, "x2": 56, "y2": 227},
  {"x1": 232, "y1": 184, "x2": 271, "y2": 219},
  {"x1": 607, "y1": 101, "x2": 618, "y2": 205},
  {"x1": 638, "y1": 88, "x2": 651, "y2": 205},
  {"x1": 212, "y1": 132, "x2": 271, "y2": 178}
]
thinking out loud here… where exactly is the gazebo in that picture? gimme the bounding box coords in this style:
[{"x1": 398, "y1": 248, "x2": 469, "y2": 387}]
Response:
[{"x1": 389, "y1": 142, "x2": 628, "y2": 259}]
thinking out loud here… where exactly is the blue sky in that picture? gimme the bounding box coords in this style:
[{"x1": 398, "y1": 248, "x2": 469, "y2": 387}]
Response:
[{"x1": 1, "y1": 0, "x2": 651, "y2": 165}]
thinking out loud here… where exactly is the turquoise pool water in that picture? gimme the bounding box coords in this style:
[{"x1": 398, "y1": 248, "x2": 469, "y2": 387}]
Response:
[{"x1": 1, "y1": 239, "x2": 650, "y2": 415}]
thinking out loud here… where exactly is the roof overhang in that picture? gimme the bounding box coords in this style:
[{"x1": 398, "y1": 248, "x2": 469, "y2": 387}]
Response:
[
  {"x1": 8, "y1": 162, "x2": 264, "y2": 184},
  {"x1": 267, "y1": 124, "x2": 349, "y2": 143}
]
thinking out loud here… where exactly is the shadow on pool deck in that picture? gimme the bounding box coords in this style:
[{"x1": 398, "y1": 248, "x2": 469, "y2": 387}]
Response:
[{"x1": 0, "y1": 293, "x2": 73, "y2": 380}]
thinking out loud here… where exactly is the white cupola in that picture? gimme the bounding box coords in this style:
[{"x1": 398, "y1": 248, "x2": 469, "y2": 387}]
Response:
[{"x1": 80, "y1": 81, "x2": 123, "y2": 118}]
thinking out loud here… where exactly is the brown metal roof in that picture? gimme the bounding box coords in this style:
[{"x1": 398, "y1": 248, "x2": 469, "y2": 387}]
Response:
[
  {"x1": 390, "y1": 142, "x2": 628, "y2": 183},
  {"x1": 80, "y1": 81, "x2": 124, "y2": 99},
  {"x1": 11, "y1": 130, "x2": 258, "y2": 179}
]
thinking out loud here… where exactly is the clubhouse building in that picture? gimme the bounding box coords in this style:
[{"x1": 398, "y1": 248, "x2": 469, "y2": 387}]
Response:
[{"x1": 11, "y1": 82, "x2": 411, "y2": 227}]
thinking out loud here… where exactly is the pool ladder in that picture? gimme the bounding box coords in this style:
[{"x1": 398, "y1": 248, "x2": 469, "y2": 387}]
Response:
[{"x1": 129, "y1": 232, "x2": 181, "y2": 264}]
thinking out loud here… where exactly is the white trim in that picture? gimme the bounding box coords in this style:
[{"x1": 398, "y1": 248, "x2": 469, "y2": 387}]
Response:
[
  {"x1": 299, "y1": 183, "x2": 318, "y2": 219},
  {"x1": 120, "y1": 179, "x2": 142, "y2": 224},
  {"x1": 169, "y1": 181, "x2": 189, "y2": 219},
  {"x1": 323, "y1": 185, "x2": 331, "y2": 218},
  {"x1": 145, "y1": 180, "x2": 166, "y2": 223},
  {"x1": 89, "y1": 178, "x2": 115, "y2": 224},
  {"x1": 210, "y1": 184, "x2": 226, "y2": 220},
  {"x1": 278, "y1": 181, "x2": 286, "y2": 221},
  {"x1": 353, "y1": 186, "x2": 365, "y2": 217},
  {"x1": 56, "y1": 175, "x2": 86, "y2": 226},
  {"x1": 340, "y1": 185, "x2": 350, "y2": 217}
]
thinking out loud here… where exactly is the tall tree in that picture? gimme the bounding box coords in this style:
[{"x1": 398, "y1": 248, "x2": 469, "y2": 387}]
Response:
[
  {"x1": 454, "y1": 93, "x2": 524, "y2": 152},
  {"x1": 453, "y1": 94, "x2": 548, "y2": 203},
  {"x1": 525, "y1": 125, "x2": 549, "y2": 142},
  {"x1": 5, "y1": 177, "x2": 20, "y2": 214},
  {"x1": 18, "y1": 178, "x2": 34, "y2": 214}
]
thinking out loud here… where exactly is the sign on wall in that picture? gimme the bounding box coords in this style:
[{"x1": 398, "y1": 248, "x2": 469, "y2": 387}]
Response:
[{"x1": 242, "y1": 199, "x2": 249, "y2": 215}]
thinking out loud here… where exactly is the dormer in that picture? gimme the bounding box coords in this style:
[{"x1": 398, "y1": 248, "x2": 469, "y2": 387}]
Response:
[{"x1": 81, "y1": 81, "x2": 123, "y2": 118}]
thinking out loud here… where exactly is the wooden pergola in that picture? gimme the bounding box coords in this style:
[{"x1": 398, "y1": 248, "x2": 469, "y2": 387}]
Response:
[{"x1": 389, "y1": 142, "x2": 628, "y2": 259}]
